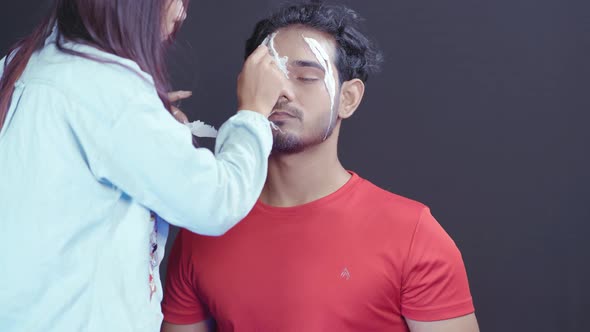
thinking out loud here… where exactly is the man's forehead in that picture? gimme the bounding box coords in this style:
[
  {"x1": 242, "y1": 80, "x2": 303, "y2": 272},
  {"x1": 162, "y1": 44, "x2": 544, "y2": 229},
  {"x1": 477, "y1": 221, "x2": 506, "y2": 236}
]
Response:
[
  {"x1": 273, "y1": 26, "x2": 336, "y2": 59},
  {"x1": 291, "y1": 60, "x2": 326, "y2": 72}
]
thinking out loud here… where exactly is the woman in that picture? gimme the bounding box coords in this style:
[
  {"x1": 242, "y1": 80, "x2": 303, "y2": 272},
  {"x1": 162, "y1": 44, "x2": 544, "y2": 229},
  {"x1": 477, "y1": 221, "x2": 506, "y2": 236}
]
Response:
[{"x1": 0, "y1": 0, "x2": 284, "y2": 331}]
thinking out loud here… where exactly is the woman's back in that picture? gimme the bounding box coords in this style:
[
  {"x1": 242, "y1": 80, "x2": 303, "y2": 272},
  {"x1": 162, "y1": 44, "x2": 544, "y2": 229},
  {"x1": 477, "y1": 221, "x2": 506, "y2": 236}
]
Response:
[
  {"x1": 0, "y1": 33, "x2": 171, "y2": 332},
  {"x1": 0, "y1": 0, "x2": 288, "y2": 329}
]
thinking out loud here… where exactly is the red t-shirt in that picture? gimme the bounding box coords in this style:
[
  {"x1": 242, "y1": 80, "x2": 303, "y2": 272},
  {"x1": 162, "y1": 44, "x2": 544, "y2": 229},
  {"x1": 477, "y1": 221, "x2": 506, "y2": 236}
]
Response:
[{"x1": 162, "y1": 172, "x2": 474, "y2": 331}]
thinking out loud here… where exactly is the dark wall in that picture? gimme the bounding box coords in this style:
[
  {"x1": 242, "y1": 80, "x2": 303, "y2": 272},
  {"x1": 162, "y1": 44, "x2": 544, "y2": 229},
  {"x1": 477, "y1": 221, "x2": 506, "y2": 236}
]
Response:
[{"x1": 2, "y1": 1, "x2": 588, "y2": 331}]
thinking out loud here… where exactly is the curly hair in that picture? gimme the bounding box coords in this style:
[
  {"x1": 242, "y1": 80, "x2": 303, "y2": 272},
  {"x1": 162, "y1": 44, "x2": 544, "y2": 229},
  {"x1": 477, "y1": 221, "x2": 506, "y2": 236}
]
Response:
[{"x1": 245, "y1": 2, "x2": 383, "y2": 84}]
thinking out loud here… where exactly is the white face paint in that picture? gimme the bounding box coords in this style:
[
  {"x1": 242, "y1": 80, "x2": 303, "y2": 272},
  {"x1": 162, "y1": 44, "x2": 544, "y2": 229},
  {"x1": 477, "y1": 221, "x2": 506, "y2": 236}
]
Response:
[
  {"x1": 261, "y1": 32, "x2": 288, "y2": 133},
  {"x1": 302, "y1": 35, "x2": 337, "y2": 140},
  {"x1": 259, "y1": 32, "x2": 336, "y2": 138},
  {"x1": 262, "y1": 32, "x2": 290, "y2": 79}
]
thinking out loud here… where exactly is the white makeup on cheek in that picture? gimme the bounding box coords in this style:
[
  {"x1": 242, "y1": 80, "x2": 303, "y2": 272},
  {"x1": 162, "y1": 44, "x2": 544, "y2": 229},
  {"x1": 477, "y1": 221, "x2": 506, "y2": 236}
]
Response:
[{"x1": 302, "y1": 35, "x2": 336, "y2": 140}]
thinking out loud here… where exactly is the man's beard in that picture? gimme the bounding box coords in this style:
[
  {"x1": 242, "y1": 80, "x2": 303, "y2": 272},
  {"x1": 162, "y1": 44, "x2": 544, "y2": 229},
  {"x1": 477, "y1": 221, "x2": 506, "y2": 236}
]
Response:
[{"x1": 271, "y1": 110, "x2": 337, "y2": 154}]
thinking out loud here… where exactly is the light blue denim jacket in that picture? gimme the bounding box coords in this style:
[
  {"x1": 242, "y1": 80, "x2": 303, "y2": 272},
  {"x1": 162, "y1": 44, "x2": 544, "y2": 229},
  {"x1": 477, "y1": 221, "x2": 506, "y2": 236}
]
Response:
[{"x1": 0, "y1": 30, "x2": 271, "y2": 331}]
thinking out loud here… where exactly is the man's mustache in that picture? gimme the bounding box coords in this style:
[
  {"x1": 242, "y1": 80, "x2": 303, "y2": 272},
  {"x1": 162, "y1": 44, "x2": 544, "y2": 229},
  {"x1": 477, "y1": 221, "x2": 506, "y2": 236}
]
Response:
[{"x1": 272, "y1": 101, "x2": 303, "y2": 120}]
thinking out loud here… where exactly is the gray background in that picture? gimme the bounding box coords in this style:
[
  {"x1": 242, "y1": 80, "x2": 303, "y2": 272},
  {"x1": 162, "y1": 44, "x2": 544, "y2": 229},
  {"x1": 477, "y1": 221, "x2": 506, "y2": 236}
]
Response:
[{"x1": 2, "y1": 1, "x2": 589, "y2": 331}]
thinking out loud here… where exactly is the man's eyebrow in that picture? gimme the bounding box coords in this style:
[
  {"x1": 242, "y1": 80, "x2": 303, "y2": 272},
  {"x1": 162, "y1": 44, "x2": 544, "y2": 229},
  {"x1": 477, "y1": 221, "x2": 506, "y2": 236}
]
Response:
[{"x1": 291, "y1": 60, "x2": 326, "y2": 72}]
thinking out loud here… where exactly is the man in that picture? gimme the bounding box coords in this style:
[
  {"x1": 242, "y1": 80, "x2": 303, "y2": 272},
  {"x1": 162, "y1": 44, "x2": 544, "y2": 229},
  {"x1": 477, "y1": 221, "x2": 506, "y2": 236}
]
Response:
[{"x1": 161, "y1": 3, "x2": 479, "y2": 332}]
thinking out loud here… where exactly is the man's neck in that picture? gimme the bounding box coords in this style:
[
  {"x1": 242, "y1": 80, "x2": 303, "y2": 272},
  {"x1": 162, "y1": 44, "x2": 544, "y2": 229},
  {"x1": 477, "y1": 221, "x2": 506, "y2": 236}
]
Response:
[{"x1": 260, "y1": 136, "x2": 351, "y2": 207}]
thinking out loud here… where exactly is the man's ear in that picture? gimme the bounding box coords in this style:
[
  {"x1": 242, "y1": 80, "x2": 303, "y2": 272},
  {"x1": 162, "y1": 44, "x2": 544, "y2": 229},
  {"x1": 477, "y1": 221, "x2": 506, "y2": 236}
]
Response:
[{"x1": 338, "y1": 79, "x2": 365, "y2": 119}]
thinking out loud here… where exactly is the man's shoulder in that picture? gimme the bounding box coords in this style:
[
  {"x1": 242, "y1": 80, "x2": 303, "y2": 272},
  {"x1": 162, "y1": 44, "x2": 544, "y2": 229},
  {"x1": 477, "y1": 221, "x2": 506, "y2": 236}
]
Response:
[{"x1": 354, "y1": 174, "x2": 428, "y2": 215}]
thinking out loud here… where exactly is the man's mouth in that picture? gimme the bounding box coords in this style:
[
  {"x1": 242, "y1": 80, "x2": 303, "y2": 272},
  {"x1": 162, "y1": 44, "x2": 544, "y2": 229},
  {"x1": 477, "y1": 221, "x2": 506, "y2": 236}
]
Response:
[{"x1": 269, "y1": 111, "x2": 297, "y2": 119}]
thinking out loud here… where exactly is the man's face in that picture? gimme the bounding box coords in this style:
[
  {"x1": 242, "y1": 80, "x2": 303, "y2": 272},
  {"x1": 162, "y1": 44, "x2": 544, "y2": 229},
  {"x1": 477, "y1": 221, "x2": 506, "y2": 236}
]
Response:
[{"x1": 268, "y1": 26, "x2": 341, "y2": 154}]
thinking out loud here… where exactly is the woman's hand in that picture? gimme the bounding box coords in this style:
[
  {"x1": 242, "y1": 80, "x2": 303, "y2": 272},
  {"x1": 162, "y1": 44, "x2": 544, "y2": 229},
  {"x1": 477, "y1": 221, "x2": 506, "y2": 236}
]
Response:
[{"x1": 168, "y1": 90, "x2": 192, "y2": 124}]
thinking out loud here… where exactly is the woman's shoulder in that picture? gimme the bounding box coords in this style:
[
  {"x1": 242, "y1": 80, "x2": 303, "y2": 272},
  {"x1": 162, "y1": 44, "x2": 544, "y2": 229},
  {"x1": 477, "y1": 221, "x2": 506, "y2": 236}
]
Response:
[{"x1": 21, "y1": 42, "x2": 157, "y2": 104}]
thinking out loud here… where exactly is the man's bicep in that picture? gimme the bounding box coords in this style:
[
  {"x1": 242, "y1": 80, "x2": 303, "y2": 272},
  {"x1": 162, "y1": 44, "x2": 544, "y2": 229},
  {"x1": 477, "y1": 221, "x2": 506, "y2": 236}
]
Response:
[
  {"x1": 162, "y1": 230, "x2": 210, "y2": 323},
  {"x1": 401, "y1": 208, "x2": 475, "y2": 319},
  {"x1": 161, "y1": 320, "x2": 210, "y2": 332},
  {"x1": 406, "y1": 313, "x2": 479, "y2": 332}
]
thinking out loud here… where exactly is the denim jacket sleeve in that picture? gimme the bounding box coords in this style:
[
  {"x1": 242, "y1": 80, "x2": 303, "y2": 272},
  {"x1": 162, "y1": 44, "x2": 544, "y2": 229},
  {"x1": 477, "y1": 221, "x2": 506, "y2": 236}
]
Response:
[{"x1": 92, "y1": 91, "x2": 272, "y2": 236}]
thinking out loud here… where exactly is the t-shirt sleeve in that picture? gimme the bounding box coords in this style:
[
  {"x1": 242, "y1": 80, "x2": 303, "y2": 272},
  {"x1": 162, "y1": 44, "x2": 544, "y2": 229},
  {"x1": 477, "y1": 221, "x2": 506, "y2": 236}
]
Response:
[
  {"x1": 162, "y1": 229, "x2": 209, "y2": 324},
  {"x1": 400, "y1": 207, "x2": 475, "y2": 321}
]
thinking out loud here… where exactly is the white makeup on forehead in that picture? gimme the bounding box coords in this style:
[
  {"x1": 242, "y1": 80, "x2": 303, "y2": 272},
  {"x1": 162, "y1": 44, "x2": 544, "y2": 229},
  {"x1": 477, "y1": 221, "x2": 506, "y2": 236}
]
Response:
[
  {"x1": 302, "y1": 35, "x2": 336, "y2": 140},
  {"x1": 261, "y1": 32, "x2": 288, "y2": 133},
  {"x1": 261, "y1": 32, "x2": 290, "y2": 78},
  {"x1": 258, "y1": 32, "x2": 336, "y2": 137}
]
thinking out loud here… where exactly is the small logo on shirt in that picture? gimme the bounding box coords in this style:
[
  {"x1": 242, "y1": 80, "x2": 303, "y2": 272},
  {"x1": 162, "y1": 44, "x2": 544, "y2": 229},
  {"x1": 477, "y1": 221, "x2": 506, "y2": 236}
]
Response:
[{"x1": 340, "y1": 268, "x2": 351, "y2": 280}]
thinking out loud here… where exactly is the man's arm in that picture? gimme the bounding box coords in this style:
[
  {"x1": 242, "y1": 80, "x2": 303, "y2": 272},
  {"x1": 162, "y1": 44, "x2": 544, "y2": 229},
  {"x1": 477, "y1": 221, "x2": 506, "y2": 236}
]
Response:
[
  {"x1": 161, "y1": 320, "x2": 209, "y2": 332},
  {"x1": 406, "y1": 313, "x2": 479, "y2": 332}
]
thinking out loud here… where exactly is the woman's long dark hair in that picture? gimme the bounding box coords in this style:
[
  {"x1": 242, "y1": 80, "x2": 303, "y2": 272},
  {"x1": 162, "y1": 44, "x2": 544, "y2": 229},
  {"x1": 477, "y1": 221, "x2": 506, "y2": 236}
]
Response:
[{"x1": 0, "y1": 0, "x2": 189, "y2": 130}]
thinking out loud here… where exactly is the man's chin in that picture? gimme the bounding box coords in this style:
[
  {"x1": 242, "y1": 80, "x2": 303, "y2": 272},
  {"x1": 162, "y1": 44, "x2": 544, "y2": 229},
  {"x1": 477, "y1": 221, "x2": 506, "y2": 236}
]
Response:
[
  {"x1": 271, "y1": 146, "x2": 305, "y2": 155},
  {"x1": 271, "y1": 133, "x2": 305, "y2": 154}
]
